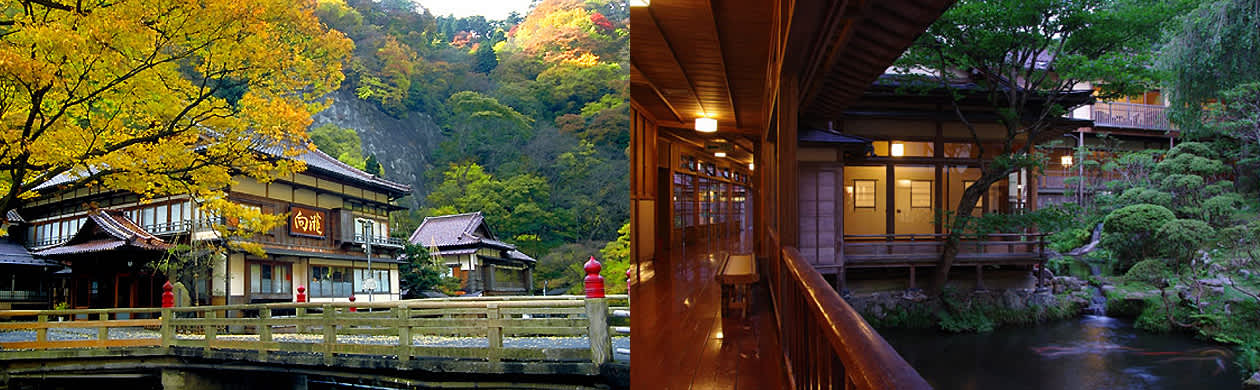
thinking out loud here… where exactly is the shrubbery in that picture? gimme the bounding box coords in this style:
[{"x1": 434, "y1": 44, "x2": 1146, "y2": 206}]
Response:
[
  {"x1": 1155, "y1": 219, "x2": 1215, "y2": 265},
  {"x1": 1123, "y1": 259, "x2": 1170, "y2": 285},
  {"x1": 1102, "y1": 204, "x2": 1176, "y2": 269}
]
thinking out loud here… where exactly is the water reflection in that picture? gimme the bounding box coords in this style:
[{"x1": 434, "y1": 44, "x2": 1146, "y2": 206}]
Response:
[{"x1": 881, "y1": 315, "x2": 1241, "y2": 390}]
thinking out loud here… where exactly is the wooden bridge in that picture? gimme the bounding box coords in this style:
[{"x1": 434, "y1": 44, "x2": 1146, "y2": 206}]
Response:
[{"x1": 0, "y1": 294, "x2": 629, "y2": 389}]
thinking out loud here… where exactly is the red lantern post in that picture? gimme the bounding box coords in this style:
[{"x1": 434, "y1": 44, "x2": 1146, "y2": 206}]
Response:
[
  {"x1": 161, "y1": 281, "x2": 174, "y2": 308},
  {"x1": 296, "y1": 286, "x2": 307, "y2": 303},
  {"x1": 584, "y1": 256, "x2": 604, "y2": 298}
]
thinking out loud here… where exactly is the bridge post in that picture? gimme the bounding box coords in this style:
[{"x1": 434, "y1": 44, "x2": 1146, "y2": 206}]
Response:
[
  {"x1": 297, "y1": 286, "x2": 307, "y2": 303},
  {"x1": 584, "y1": 258, "x2": 611, "y2": 366},
  {"x1": 204, "y1": 309, "x2": 216, "y2": 353},
  {"x1": 161, "y1": 308, "x2": 174, "y2": 348},
  {"x1": 348, "y1": 295, "x2": 357, "y2": 312},
  {"x1": 258, "y1": 307, "x2": 272, "y2": 362},
  {"x1": 487, "y1": 302, "x2": 503, "y2": 370},
  {"x1": 395, "y1": 305, "x2": 411, "y2": 365},
  {"x1": 295, "y1": 307, "x2": 307, "y2": 334},
  {"x1": 322, "y1": 304, "x2": 336, "y2": 366}
]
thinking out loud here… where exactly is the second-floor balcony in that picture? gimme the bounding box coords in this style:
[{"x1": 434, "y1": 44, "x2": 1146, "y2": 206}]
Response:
[
  {"x1": 345, "y1": 234, "x2": 406, "y2": 249},
  {"x1": 143, "y1": 218, "x2": 223, "y2": 237},
  {"x1": 1091, "y1": 101, "x2": 1172, "y2": 131}
]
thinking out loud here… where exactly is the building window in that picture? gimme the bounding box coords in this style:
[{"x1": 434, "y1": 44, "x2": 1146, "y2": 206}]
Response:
[
  {"x1": 853, "y1": 180, "x2": 877, "y2": 209},
  {"x1": 249, "y1": 263, "x2": 291, "y2": 295},
  {"x1": 354, "y1": 269, "x2": 391, "y2": 293},
  {"x1": 911, "y1": 180, "x2": 933, "y2": 208},
  {"x1": 310, "y1": 265, "x2": 353, "y2": 298}
]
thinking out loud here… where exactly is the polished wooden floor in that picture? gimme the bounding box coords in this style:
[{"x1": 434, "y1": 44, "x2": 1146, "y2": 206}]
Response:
[{"x1": 630, "y1": 230, "x2": 788, "y2": 390}]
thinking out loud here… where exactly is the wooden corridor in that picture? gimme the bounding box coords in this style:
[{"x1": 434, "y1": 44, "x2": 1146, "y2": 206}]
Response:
[{"x1": 631, "y1": 233, "x2": 788, "y2": 390}]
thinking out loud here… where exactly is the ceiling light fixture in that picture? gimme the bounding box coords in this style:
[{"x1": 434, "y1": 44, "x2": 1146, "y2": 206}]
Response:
[
  {"x1": 714, "y1": 152, "x2": 727, "y2": 158},
  {"x1": 891, "y1": 142, "x2": 905, "y2": 157},
  {"x1": 748, "y1": 163, "x2": 755, "y2": 170},
  {"x1": 695, "y1": 117, "x2": 717, "y2": 133}
]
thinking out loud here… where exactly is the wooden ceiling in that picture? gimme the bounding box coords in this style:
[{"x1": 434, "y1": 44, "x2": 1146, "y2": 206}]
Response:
[{"x1": 631, "y1": 0, "x2": 954, "y2": 160}]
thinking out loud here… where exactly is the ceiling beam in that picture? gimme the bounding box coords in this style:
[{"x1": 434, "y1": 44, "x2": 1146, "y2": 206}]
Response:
[
  {"x1": 631, "y1": 63, "x2": 684, "y2": 122},
  {"x1": 637, "y1": 7, "x2": 707, "y2": 119},
  {"x1": 705, "y1": 0, "x2": 740, "y2": 128}
]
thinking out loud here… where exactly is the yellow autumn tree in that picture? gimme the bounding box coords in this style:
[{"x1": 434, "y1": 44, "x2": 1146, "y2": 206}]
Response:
[{"x1": 0, "y1": 0, "x2": 353, "y2": 243}]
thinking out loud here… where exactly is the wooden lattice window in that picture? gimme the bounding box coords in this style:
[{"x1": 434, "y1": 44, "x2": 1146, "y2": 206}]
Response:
[
  {"x1": 853, "y1": 180, "x2": 877, "y2": 209},
  {"x1": 911, "y1": 180, "x2": 932, "y2": 208}
]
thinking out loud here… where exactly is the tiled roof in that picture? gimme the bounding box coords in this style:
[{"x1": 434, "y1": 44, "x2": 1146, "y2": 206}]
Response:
[
  {"x1": 507, "y1": 250, "x2": 537, "y2": 264},
  {"x1": 408, "y1": 212, "x2": 488, "y2": 247},
  {"x1": 33, "y1": 210, "x2": 170, "y2": 256},
  {"x1": 255, "y1": 144, "x2": 411, "y2": 196},
  {"x1": 0, "y1": 239, "x2": 61, "y2": 267},
  {"x1": 409, "y1": 212, "x2": 535, "y2": 263},
  {"x1": 33, "y1": 144, "x2": 411, "y2": 196}
]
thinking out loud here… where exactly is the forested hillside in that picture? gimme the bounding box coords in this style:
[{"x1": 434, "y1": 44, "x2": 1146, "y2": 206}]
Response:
[{"x1": 308, "y1": 0, "x2": 629, "y2": 292}]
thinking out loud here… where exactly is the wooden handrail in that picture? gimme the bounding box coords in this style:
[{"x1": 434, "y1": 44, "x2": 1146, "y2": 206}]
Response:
[
  {"x1": 0, "y1": 296, "x2": 619, "y2": 370},
  {"x1": 773, "y1": 245, "x2": 930, "y2": 389}
]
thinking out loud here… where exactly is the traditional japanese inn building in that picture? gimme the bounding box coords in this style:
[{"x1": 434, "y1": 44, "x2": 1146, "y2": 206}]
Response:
[
  {"x1": 407, "y1": 212, "x2": 536, "y2": 296},
  {"x1": 8, "y1": 147, "x2": 411, "y2": 309}
]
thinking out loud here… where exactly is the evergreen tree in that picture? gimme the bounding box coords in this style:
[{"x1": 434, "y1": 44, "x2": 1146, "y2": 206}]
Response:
[
  {"x1": 365, "y1": 155, "x2": 383, "y2": 176},
  {"x1": 474, "y1": 41, "x2": 499, "y2": 73}
]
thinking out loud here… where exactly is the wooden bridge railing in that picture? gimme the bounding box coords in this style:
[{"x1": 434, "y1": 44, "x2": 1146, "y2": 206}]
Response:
[
  {"x1": 0, "y1": 294, "x2": 628, "y2": 371},
  {"x1": 767, "y1": 231, "x2": 931, "y2": 390}
]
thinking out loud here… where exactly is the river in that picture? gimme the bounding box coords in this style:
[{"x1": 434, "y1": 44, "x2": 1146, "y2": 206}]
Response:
[{"x1": 881, "y1": 315, "x2": 1241, "y2": 389}]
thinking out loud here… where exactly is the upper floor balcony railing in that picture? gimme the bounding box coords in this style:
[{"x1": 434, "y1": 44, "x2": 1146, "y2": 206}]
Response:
[
  {"x1": 1091, "y1": 101, "x2": 1172, "y2": 131},
  {"x1": 347, "y1": 234, "x2": 407, "y2": 249},
  {"x1": 144, "y1": 218, "x2": 224, "y2": 237}
]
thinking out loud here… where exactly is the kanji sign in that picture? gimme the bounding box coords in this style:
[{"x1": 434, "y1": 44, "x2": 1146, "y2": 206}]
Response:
[{"x1": 290, "y1": 207, "x2": 326, "y2": 238}]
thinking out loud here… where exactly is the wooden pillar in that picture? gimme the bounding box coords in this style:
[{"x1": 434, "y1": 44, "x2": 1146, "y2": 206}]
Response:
[
  {"x1": 777, "y1": 74, "x2": 800, "y2": 248},
  {"x1": 753, "y1": 141, "x2": 767, "y2": 258},
  {"x1": 630, "y1": 107, "x2": 658, "y2": 281}
]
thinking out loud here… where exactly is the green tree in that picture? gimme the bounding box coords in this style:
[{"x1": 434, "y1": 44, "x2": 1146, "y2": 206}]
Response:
[
  {"x1": 397, "y1": 243, "x2": 460, "y2": 296},
  {"x1": 597, "y1": 222, "x2": 631, "y2": 294},
  {"x1": 439, "y1": 91, "x2": 534, "y2": 171},
  {"x1": 896, "y1": 0, "x2": 1182, "y2": 294},
  {"x1": 309, "y1": 123, "x2": 366, "y2": 169},
  {"x1": 473, "y1": 41, "x2": 499, "y2": 73},
  {"x1": 424, "y1": 162, "x2": 558, "y2": 249},
  {"x1": 1159, "y1": 0, "x2": 1260, "y2": 132},
  {"x1": 365, "y1": 155, "x2": 383, "y2": 176}
]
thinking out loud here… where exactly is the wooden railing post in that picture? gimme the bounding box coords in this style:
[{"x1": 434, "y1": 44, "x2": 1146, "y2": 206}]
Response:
[
  {"x1": 161, "y1": 308, "x2": 174, "y2": 348},
  {"x1": 204, "y1": 309, "x2": 217, "y2": 353},
  {"x1": 396, "y1": 305, "x2": 411, "y2": 364},
  {"x1": 295, "y1": 307, "x2": 306, "y2": 334},
  {"x1": 486, "y1": 303, "x2": 502, "y2": 368},
  {"x1": 586, "y1": 298, "x2": 611, "y2": 366},
  {"x1": 98, "y1": 313, "x2": 109, "y2": 343},
  {"x1": 36, "y1": 314, "x2": 47, "y2": 344},
  {"x1": 258, "y1": 307, "x2": 271, "y2": 361},
  {"x1": 322, "y1": 304, "x2": 335, "y2": 365}
]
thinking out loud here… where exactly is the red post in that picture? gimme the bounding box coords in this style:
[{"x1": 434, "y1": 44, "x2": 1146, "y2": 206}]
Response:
[
  {"x1": 296, "y1": 286, "x2": 307, "y2": 303},
  {"x1": 348, "y1": 295, "x2": 357, "y2": 312},
  {"x1": 161, "y1": 281, "x2": 174, "y2": 308},
  {"x1": 584, "y1": 256, "x2": 604, "y2": 298}
]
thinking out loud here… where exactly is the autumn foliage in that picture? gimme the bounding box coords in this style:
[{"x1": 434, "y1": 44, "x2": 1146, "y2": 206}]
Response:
[{"x1": 0, "y1": 0, "x2": 352, "y2": 236}]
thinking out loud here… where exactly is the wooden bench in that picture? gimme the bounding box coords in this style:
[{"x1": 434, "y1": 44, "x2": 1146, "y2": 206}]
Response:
[{"x1": 717, "y1": 253, "x2": 758, "y2": 319}]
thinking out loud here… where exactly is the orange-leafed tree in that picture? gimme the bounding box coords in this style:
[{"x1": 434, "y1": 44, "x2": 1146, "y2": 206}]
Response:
[{"x1": 0, "y1": 0, "x2": 353, "y2": 238}]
